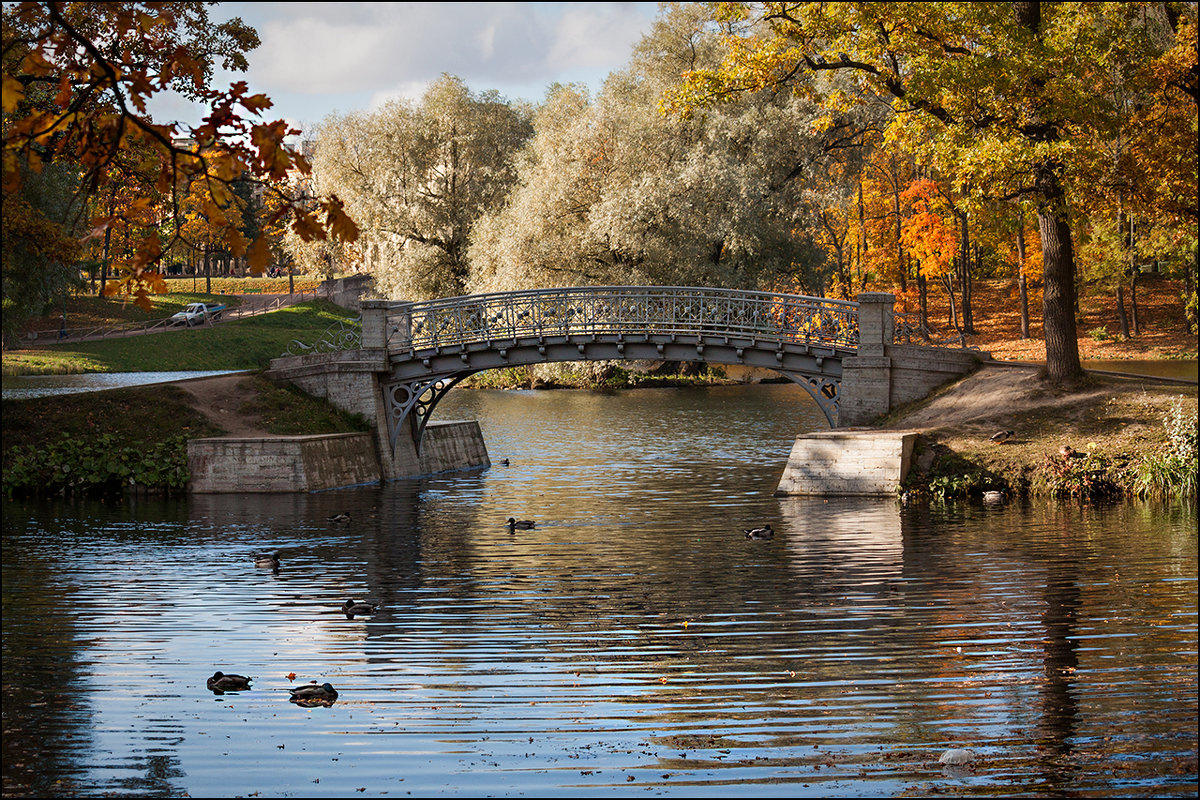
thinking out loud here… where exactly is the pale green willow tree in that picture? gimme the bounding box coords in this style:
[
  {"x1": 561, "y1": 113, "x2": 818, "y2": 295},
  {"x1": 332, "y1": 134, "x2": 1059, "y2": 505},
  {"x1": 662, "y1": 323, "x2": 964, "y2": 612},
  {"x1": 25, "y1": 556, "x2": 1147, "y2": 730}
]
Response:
[
  {"x1": 669, "y1": 1, "x2": 1190, "y2": 384},
  {"x1": 306, "y1": 74, "x2": 532, "y2": 299},
  {"x1": 469, "y1": 3, "x2": 880, "y2": 295}
]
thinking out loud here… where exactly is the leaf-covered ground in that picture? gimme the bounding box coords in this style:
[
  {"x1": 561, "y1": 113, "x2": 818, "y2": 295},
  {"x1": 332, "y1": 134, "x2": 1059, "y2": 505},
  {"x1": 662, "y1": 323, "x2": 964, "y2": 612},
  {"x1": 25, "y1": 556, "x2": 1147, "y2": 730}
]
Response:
[{"x1": 905, "y1": 276, "x2": 1195, "y2": 361}]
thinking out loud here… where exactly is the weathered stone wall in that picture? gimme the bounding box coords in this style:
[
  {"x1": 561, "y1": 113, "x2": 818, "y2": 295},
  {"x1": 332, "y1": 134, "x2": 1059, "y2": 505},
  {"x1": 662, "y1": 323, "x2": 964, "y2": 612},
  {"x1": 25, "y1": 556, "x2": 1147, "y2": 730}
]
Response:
[
  {"x1": 187, "y1": 421, "x2": 490, "y2": 493},
  {"x1": 420, "y1": 421, "x2": 491, "y2": 475},
  {"x1": 188, "y1": 433, "x2": 379, "y2": 493},
  {"x1": 840, "y1": 345, "x2": 985, "y2": 427},
  {"x1": 775, "y1": 430, "x2": 918, "y2": 496},
  {"x1": 267, "y1": 350, "x2": 387, "y2": 423},
  {"x1": 316, "y1": 274, "x2": 373, "y2": 312}
]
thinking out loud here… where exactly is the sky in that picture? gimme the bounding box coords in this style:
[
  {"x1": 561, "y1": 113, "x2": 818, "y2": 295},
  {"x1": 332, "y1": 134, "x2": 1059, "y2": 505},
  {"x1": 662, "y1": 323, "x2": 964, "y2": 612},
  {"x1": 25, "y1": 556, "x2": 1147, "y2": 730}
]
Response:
[{"x1": 155, "y1": 2, "x2": 661, "y2": 133}]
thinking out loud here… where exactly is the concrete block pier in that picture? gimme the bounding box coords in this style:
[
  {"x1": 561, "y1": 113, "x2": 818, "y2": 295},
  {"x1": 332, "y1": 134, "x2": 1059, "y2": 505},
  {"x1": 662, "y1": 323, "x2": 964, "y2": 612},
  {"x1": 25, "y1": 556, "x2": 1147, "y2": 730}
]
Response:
[
  {"x1": 775, "y1": 430, "x2": 918, "y2": 496},
  {"x1": 187, "y1": 421, "x2": 490, "y2": 493}
]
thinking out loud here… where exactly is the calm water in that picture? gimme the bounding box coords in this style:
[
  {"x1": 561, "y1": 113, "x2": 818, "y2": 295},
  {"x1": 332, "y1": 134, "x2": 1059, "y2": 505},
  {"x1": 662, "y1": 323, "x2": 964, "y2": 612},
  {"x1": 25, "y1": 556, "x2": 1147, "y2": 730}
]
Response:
[
  {"x1": 0, "y1": 370, "x2": 247, "y2": 400},
  {"x1": 3, "y1": 384, "x2": 1197, "y2": 797}
]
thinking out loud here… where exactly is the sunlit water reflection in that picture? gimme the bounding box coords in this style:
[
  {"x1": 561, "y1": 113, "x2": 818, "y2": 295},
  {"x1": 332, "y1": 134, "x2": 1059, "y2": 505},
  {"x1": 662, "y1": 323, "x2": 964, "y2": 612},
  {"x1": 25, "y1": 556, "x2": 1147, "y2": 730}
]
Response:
[{"x1": 3, "y1": 384, "x2": 1196, "y2": 797}]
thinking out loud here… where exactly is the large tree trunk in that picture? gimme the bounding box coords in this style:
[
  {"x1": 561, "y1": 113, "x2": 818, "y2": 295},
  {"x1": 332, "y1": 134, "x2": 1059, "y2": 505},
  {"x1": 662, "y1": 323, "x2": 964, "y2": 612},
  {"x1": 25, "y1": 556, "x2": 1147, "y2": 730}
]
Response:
[
  {"x1": 1016, "y1": 1, "x2": 1083, "y2": 384},
  {"x1": 1036, "y1": 193, "x2": 1083, "y2": 383}
]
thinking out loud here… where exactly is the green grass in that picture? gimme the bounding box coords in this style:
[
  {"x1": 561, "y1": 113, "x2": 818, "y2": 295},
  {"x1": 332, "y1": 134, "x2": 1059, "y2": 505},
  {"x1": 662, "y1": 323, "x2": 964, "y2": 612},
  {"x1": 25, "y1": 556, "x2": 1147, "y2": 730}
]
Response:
[
  {"x1": 2, "y1": 373, "x2": 369, "y2": 496},
  {"x1": 240, "y1": 374, "x2": 371, "y2": 435},
  {"x1": 3, "y1": 300, "x2": 356, "y2": 375},
  {"x1": 2, "y1": 385, "x2": 224, "y2": 465}
]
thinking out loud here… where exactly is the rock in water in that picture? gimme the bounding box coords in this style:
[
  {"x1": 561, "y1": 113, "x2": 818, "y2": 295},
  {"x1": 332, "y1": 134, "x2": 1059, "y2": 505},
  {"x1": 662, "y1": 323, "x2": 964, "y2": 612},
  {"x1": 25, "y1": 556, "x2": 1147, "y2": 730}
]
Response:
[{"x1": 938, "y1": 748, "x2": 974, "y2": 765}]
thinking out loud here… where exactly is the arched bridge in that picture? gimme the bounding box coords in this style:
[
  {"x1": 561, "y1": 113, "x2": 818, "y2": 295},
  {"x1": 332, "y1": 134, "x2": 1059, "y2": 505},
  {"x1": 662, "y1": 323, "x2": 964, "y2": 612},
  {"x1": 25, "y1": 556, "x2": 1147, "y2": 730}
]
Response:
[
  {"x1": 366, "y1": 286, "x2": 859, "y2": 453},
  {"x1": 270, "y1": 287, "x2": 984, "y2": 474}
]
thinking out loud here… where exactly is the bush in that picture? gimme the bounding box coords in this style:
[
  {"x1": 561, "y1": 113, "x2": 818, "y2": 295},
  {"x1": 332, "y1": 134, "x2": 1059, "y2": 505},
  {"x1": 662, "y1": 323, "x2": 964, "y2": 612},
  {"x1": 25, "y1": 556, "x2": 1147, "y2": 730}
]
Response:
[
  {"x1": 1134, "y1": 399, "x2": 1199, "y2": 500},
  {"x1": 3, "y1": 432, "x2": 190, "y2": 498}
]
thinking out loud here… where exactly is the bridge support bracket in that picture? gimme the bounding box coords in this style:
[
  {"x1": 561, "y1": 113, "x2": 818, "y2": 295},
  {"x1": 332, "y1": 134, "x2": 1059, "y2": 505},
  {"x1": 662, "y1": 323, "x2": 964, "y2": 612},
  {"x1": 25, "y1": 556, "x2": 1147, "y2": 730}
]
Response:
[{"x1": 383, "y1": 374, "x2": 469, "y2": 455}]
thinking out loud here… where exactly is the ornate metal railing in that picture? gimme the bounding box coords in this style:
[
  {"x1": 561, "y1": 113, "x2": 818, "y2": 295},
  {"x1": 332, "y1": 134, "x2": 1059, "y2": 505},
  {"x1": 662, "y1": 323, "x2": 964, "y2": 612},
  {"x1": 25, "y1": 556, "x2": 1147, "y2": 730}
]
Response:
[
  {"x1": 378, "y1": 287, "x2": 860, "y2": 352},
  {"x1": 283, "y1": 316, "x2": 362, "y2": 356}
]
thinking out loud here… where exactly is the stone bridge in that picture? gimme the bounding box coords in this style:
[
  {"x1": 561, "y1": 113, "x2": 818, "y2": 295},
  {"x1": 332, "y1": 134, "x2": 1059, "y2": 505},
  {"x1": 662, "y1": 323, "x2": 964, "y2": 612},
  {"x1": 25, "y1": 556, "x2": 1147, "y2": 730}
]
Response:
[{"x1": 268, "y1": 287, "x2": 984, "y2": 481}]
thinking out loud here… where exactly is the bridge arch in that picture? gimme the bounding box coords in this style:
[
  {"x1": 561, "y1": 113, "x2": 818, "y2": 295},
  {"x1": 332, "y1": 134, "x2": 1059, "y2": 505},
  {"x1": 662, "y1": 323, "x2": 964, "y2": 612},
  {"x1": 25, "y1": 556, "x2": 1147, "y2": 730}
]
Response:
[{"x1": 364, "y1": 287, "x2": 859, "y2": 454}]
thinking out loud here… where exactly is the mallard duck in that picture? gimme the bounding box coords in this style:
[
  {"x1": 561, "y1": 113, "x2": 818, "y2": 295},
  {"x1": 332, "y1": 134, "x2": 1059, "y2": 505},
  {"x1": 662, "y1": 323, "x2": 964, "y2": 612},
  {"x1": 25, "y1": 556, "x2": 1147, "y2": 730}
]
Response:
[
  {"x1": 744, "y1": 525, "x2": 774, "y2": 540},
  {"x1": 252, "y1": 552, "x2": 280, "y2": 570},
  {"x1": 990, "y1": 430, "x2": 1014, "y2": 444},
  {"x1": 289, "y1": 682, "x2": 338, "y2": 706},
  {"x1": 342, "y1": 599, "x2": 376, "y2": 618},
  {"x1": 207, "y1": 671, "x2": 252, "y2": 693},
  {"x1": 982, "y1": 490, "x2": 1005, "y2": 504},
  {"x1": 507, "y1": 517, "x2": 536, "y2": 531},
  {"x1": 328, "y1": 513, "x2": 352, "y2": 524}
]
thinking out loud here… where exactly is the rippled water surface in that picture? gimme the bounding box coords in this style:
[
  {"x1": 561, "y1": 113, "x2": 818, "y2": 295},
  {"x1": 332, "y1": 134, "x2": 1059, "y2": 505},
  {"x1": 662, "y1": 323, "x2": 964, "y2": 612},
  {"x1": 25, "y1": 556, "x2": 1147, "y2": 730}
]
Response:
[{"x1": 3, "y1": 384, "x2": 1197, "y2": 797}]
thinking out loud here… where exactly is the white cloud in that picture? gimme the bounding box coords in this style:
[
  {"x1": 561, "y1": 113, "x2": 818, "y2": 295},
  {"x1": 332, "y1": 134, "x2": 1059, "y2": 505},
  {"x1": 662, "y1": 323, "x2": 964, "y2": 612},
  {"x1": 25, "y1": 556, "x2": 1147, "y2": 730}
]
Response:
[{"x1": 222, "y1": 2, "x2": 656, "y2": 107}]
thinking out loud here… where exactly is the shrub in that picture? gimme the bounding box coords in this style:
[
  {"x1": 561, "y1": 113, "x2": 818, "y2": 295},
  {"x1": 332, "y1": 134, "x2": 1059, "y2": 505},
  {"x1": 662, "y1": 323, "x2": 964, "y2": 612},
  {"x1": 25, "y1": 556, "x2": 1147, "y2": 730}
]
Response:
[
  {"x1": 2, "y1": 433, "x2": 190, "y2": 498},
  {"x1": 1134, "y1": 399, "x2": 1199, "y2": 500}
]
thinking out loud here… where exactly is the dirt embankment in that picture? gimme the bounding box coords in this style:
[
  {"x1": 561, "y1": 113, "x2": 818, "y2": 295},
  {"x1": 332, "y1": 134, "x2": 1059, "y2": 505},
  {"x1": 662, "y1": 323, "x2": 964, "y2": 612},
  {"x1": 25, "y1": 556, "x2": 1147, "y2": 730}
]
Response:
[{"x1": 167, "y1": 373, "x2": 276, "y2": 437}]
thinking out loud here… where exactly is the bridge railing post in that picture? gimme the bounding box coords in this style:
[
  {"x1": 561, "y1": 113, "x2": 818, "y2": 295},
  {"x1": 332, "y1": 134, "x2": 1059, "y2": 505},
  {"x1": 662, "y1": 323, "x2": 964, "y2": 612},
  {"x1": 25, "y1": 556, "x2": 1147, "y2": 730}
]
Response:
[
  {"x1": 361, "y1": 300, "x2": 391, "y2": 349},
  {"x1": 855, "y1": 292, "x2": 894, "y2": 357}
]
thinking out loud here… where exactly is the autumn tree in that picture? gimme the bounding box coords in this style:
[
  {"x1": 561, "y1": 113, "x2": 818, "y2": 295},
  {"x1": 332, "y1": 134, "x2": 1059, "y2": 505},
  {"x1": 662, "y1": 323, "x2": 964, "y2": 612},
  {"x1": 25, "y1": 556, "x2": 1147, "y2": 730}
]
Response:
[
  {"x1": 2, "y1": 1, "x2": 358, "y2": 311},
  {"x1": 306, "y1": 74, "x2": 532, "y2": 300},
  {"x1": 670, "y1": 2, "x2": 1192, "y2": 384},
  {"x1": 1, "y1": 159, "x2": 83, "y2": 343},
  {"x1": 470, "y1": 3, "x2": 882, "y2": 296},
  {"x1": 899, "y1": 178, "x2": 959, "y2": 333}
]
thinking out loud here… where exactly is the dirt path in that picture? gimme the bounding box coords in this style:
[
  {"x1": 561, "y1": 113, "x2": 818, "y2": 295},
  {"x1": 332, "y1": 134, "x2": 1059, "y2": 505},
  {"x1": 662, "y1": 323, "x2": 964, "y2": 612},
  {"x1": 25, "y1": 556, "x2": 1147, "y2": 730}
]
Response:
[{"x1": 167, "y1": 373, "x2": 274, "y2": 438}]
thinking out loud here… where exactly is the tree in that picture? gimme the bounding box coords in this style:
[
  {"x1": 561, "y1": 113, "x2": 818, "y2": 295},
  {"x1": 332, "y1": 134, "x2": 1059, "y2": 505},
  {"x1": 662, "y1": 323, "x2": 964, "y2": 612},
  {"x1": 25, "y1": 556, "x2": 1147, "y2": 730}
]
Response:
[
  {"x1": 307, "y1": 74, "x2": 532, "y2": 300},
  {"x1": 470, "y1": 3, "x2": 882, "y2": 296},
  {"x1": 900, "y1": 178, "x2": 959, "y2": 332},
  {"x1": 3, "y1": 1, "x2": 358, "y2": 310},
  {"x1": 1, "y1": 159, "x2": 84, "y2": 344},
  {"x1": 669, "y1": 2, "x2": 1190, "y2": 384}
]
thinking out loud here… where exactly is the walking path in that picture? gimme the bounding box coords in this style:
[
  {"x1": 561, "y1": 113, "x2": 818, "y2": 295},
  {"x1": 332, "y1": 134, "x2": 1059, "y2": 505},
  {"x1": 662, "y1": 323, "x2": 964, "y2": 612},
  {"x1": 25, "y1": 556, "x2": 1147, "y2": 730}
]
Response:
[{"x1": 24, "y1": 292, "x2": 314, "y2": 345}]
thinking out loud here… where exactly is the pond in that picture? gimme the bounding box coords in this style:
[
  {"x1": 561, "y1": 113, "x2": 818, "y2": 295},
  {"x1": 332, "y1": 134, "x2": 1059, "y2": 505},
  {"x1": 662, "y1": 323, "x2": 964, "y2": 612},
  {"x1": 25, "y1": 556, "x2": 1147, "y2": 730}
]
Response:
[
  {"x1": 2, "y1": 384, "x2": 1196, "y2": 797},
  {"x1": 0, "y1": 370, "x2": 249, "y2": 400}
]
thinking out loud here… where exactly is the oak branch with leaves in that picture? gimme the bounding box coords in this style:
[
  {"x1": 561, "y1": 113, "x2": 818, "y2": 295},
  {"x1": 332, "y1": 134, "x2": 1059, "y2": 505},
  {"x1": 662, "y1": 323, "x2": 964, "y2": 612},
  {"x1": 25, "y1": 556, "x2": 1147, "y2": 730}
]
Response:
[{"x1": 2, "y1": 1, "x2": 358, "y2": 310}]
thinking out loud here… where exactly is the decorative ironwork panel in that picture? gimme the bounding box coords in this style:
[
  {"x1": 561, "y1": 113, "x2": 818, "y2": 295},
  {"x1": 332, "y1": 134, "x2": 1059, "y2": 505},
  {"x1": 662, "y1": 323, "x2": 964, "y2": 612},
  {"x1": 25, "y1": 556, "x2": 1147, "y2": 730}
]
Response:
[
  {"x1": 282, "y1": 316, "x2": 362, "y2": 357},
  {"x1": 388, "y1": 287, "x2": 860, "y2": 353}
]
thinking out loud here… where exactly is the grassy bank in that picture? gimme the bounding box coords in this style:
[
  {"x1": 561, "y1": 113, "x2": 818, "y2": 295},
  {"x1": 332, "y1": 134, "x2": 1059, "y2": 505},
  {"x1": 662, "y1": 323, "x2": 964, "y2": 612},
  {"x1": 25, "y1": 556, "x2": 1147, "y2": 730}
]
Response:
[
  {"x1": 3, "y1": 300, "x2": 355, "y2": 375},
  {"x1": 888, "y1": 370, "x2": 1198, "y2": 503},
  {"x1": 2, "y1": 375, "x2": 368, "y2": 498}
]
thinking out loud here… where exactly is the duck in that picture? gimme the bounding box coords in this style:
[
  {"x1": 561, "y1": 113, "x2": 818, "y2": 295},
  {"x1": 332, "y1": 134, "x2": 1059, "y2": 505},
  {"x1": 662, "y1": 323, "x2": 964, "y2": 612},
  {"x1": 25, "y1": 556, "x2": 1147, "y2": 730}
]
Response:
[
  {"x1": 328, "y1": 513, "x2": 352, "y2": 524},
  {"x1": 982, "y1": 490, "x2": 1005, "y2": 504},
  {"x1": 289, "y1": 681, "x2": 338, "y2": 706},
  {"x1": 989, "y1": 430, "x2": 1015, "y2": 444},
  {"x1": 252, "y1": 552, "x2": 280, "y2": 571},
  {"x1": 207, "y1": 671, "x2": 252, "y2": 693},
  {"x1": 500, "y1": 458, "x2": 510, "y2": 466},
  {"x1": 507, "y1": 517, "x2": 536, "y2": 531},
  {"x1": 744, "y1": 525, "x2": 774, "y2": 540},
  {"x1": 342, "y1": 599, "x2": 376, "y2": 618}
]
